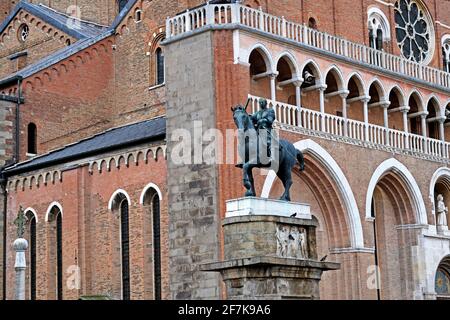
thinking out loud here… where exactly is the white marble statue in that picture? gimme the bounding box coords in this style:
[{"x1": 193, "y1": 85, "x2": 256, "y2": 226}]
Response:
[
  {"x1": 436, "y1": 194, "x2": 448, "y2": 228},
  {"x1": 276, "y1": 226, "x2": 289, "y2": 257},
  {"x1": 287, "y1": 227, "x2": 300, "y2": 258},
  {"x1": 299, "y1": 228, "x2": 308, "y2": 259}
]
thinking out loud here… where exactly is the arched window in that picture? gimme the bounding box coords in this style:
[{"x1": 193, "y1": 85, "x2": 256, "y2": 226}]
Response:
[
  {"x1": 368, "y1": 8, "x2": 390, "y2": 51},
  {"x1": 27, "y1": 123, "x2": 37, "y2": 154},
  {"x1": 47, "y1": 205, "x2": 63, "y2": 300},
  {"x1": 141, "y1": 185, "x2": 162, "y2": 300},
  {"x1": 109, "y1": 190, "x2": 132, "y2": 300},
  {"x1": 25, "y1": 210, "x2": 37, "y2": 300},
  {"x1": 120, "y1": 199, "x2": 130, "y2": 300},
  {"x1": 118, "y1": 0, "x2": 128, "y2": 13},
  {"x1": 308, "y1": 17, "x2": 317, "y2": 30},
  {"x1": 156, "y1": 47, "x2": 165, "y2": 85}
]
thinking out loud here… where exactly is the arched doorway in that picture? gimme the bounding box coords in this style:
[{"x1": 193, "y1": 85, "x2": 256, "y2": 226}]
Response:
[
  {"x1": 367, "y1": 159, "x2": 426, "y2": 299},
  {"x1": 435, "y1": 256, "x2": 450, "y2": 299}
]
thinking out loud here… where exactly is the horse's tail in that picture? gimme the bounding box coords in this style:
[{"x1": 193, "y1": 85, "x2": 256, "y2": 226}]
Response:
[{"x1": 296, "y1": 150, "x2": 305, "y2": 171}]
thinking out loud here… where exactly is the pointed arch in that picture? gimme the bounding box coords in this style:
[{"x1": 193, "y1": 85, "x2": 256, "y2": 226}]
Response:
[
  {"x1": 140, "y1": 183, "x2": 163, "y2": 204},
  {"x1": 407, "y1": 90, "x2": 426, "y2": 112},
  {"x1": 245, "y1": 43, "x2": 275, "y2": 73},
  {"x1": 300, "y1": 59, "x2": 323, "y2": 84},
  {"x1": 366, "y1": 78, "x2": 387, "y2": 102},
  {"x1": 429, "y1": 167, "x2": 450, "y2": 216},
  {"x1": 388, "y1": 85, "x2": 406, "y2": 107},
  {"x1": 365, "y1": 158, "x2": 427, "y2": 225},
  {"x1": 324, "y1": 65, "x2": 345, "y2": 91},
  {"x1": 45, "y1": 201, "x2": 63, "y2": 222},
  {"x1": 275, "y1": 51, "x2": 299, "y2": 78},
  {"x1": 426, "y1": 95, "x2": 444, "y2": 117},
  {"x1": 108, "y1": 189, "x2": 131, "y2": 211},
  {"x1": 346, "y1": 72, "x2": 366, "y2": 99},
  {"x1": 24, "y1": 207, "x2": 38, "y2": 223},
  {"x1": 261, "y1": 139, "x2": 364, "y2": 248}
]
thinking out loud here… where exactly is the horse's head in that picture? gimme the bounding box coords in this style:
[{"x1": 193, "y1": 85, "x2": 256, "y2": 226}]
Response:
[{"x1": 231, "y1": 105, "x2": 252, "y2": 131}]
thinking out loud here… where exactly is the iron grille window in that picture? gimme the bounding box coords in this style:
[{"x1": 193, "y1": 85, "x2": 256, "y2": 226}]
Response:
[
  {"x1": 121, "y1": 200, "x2": 131, "y2": 300},
  {"x1": 30, "y1": 216, "x2": 36, "y2": 300},
  {"x1": 156, "y1": 48, "x2": 165, "y2": 85},
  {"x1": 152, "y1": 196, "x2": 162, "y2": 300},
  {"x1": 56, "y1": 212, "x2": 63, "y2": 300}
]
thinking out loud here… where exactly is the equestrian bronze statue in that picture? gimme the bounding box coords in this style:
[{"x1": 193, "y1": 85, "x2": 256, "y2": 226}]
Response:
[{"x1": 231, "y1": 98, "x2": 305, "y2": 201}]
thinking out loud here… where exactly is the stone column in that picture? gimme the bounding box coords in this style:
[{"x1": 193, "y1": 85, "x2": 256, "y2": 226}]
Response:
[
  {"x1": 294, "y1": 80, "x2": 303, "y2": 127},
  {"x1": 421, "y1": 113, "x2": 428, "y2": 153},
  {"x1": 421, "y1": 113, "x2": 428, "y2": 137},
  {"x1": 339, "y1": 91, "x2": 349, "y2": 136},
  {"x1": 381, "y1": 101, "x2": 391, "y2": 145},
  {"x1": 362, "y1": 96, "x2": 371, "y2": 141},
  {"x1": 319, "y1": 85, "x2": 327, "y2": 131},
  {"x1": 401, "y1": 106, "x2": 410, "y2": 149},
  {"x1": 13, "y1": 238, "x2": 28, "y2": 300},
  {"x1": 270, "y1": 73, "x2": 277, "y2": 102},
  {"x1": 438, "y1": 117, "x2": 446, "y2": 142}
]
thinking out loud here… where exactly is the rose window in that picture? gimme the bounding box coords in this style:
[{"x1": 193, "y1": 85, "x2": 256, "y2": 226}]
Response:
[{"x1": 394, "y1": 0, "x2": 434, "y2": 64}]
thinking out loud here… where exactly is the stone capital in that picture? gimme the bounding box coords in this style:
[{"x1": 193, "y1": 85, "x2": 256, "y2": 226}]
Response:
[
  {"x1": 400, "y1": 105, "x2": 411, "y2": 113},
  {"x1": 339, "y1": 90, "x2": 350, "y2": 99},
  {"x1": 268, "y1": 71, "x2": 279, "y2": 80},
  {"x1": 380, "y1": 100, "x2": 391, "y2": 109},
  {"x1": 361, "y1": 95, "x2": 371, "y2": 104}
]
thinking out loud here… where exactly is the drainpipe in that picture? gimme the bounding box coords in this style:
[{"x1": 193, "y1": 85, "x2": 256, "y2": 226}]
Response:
[
  {"x1": 1, "y1": 172, "x2": 7, "y2": 300},
  {"x1": 15, "y1": 79, "x2": 22, "y2": 162},
  {"x1": 1, "y1": 78, "x2": 23, "y2": 299}
]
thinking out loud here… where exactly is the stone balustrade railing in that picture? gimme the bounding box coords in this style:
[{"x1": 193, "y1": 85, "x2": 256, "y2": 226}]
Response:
[
  {"x1": 247, "y1": 95, "x2": 450, "y2": 161},
  {"x1": 166, "y1": 3, "x2": 450, "y2": 90}
]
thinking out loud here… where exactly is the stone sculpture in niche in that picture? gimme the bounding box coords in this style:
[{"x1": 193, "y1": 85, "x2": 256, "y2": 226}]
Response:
[
  {"x1": 276, "y1": 224, "x2": 308, "y2": 259},
  {"x1": 436, "y1": 194, "x2": 448, "y2": 229}
]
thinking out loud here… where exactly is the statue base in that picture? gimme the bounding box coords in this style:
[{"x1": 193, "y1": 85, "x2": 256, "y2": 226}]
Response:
[{"x1": 202, "y1": 197, "x2": 339, "y2": 300}]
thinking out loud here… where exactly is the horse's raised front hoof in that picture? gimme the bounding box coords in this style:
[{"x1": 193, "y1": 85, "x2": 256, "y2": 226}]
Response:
[{"x1": 299, "y1": 164, "x2": 305, "y2": 171}]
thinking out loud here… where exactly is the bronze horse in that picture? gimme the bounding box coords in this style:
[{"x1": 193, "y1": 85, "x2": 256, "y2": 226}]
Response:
[{"x1": 231, "y1": 105, "x2": 305, "y2": 201}]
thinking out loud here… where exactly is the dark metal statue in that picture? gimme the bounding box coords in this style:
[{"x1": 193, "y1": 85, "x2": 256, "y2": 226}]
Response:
[
  {"x1": 14, "y1": 206, "x2": 28, "y2": 239},
  {"x1": 231, "y1": 98, "x2": 305, "y2": 201}
]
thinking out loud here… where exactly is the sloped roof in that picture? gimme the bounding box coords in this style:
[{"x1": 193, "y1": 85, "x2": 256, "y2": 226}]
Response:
[
  {"x1": 0, "y1": 30, "x2": 113, "y2": 86},
  {"x1": 3, "y1": 117, "x2": 166, "y2": 175},
  {"x1": 0, "y1": 1, "x2": 108, "y2": 40},
  {"x1": 0, "y1": 0, "x2": 139, "y2": 86}
]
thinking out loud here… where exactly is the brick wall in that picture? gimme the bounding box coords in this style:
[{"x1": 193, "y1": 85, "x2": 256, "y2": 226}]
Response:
[
  {"x1": 0, "y1": 1, "x2": 15, "y2": 23},
  {"x1": 28, "y1": 0, "x2": 118, "y2": 26},
  {"x1": 0, "y1": 9, "x2": 74, "y2": 79},
  {"x1": 4, "y1": 144, "x2": 169, "y2": 300}
]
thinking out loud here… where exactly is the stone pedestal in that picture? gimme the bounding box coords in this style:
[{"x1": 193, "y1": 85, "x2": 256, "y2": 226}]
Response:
[{"x1": 202, "y1": 198, "x2": 339, "y2": 300}]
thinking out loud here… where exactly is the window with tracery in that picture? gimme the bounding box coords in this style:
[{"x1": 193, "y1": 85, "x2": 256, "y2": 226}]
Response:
[{"x1": 394, "y1": 0, "x2": 433, "y2": 64}]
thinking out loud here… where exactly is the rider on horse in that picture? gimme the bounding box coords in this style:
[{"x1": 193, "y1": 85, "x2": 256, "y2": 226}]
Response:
[{"x1": 250, "y1": 98, "x2": 276, "y2": 161}]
